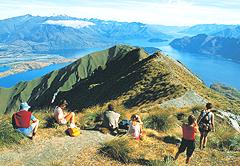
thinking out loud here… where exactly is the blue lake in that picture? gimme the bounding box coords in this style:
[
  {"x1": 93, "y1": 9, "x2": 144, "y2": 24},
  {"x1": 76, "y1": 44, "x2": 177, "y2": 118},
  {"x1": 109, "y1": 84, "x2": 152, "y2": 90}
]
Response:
[
  {"x1": 0, "y1": 66, "x2": 10, "y2": 72},
  {"x1": 124, "y1": 39, "x2": 240, "y2": 90},
  {"x1": 0, "y1": 63, "x2": 70, "y2": 88},
  {"x1": 159, "y1": 45, "x2": 240, "y2": 89},
  {"x1": 0, "y1": 41, "x2": 240, "y2": 90}
]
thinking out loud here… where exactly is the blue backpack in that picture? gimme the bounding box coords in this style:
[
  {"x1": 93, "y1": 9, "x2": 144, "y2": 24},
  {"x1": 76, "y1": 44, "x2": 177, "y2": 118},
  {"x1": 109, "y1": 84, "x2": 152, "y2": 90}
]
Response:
[{"x1": 119, "y1": 119, "x2": 130, "y2": 130}]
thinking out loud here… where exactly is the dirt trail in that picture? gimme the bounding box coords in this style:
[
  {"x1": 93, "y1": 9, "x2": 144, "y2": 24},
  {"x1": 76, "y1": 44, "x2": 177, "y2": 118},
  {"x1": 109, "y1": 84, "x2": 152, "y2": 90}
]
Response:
[{"x1": 0, "y1": 130, "x2": 114, "y2": 166}]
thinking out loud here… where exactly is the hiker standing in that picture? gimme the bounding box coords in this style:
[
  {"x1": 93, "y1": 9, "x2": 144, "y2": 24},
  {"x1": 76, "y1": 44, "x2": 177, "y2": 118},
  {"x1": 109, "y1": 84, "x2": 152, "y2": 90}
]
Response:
[
  {"x1": 102, "y1": 104, "x2": 120, "y2": 135},
  {"x1": 54, "y1": 100, "x2": 76, "y2": 128},
  {"x1": 175, "y1": 115, "x2": 198, "y2": 164},
  {"x1": 197, "y1": 102, "x2": 215, "y2": 150},
  {"x1": 12, "y1": 102, "x2": 39, "y2": 139},
  {"x1": 128, "y1": 114, "x2": 143, "y2": 140}
]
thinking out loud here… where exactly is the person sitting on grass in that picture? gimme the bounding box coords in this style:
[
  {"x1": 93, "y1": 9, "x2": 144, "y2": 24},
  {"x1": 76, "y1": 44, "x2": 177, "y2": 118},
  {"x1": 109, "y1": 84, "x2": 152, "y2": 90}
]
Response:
[
  {"x1": 175, "y1": 115, "x2": 198, "y2": 164},
  {"x1": 54, "y1": 100, "x2": 76, "y2": 128},
  {"x1": 102, "y1": 104, "x2": 120, "y2": 135},
  {"x1": 12, "y1": 102, "x2": 39, "y2": 140},
  {"x1": 128, "y1": 114, "x2": 143, "y2": 141}
]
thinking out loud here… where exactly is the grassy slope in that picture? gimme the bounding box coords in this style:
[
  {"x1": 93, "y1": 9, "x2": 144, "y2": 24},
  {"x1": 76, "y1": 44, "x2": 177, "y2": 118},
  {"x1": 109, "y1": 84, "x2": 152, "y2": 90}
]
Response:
[
  {"x1": 1, "y1": 106, "x2": 239, "y2": 166},
  {"x1": 1, "y1": 45, "x2": 239, "y2": 115},
  {"x1": 0, "y1": 45, "x2": 137, "y2": 114}
]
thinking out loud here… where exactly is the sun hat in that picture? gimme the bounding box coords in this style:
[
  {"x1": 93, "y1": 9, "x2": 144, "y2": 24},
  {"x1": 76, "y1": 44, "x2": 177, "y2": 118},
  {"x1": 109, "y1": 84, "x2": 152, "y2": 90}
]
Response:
[{"x1": 20, "y1": 102, "x2": 31, "y2": 110}]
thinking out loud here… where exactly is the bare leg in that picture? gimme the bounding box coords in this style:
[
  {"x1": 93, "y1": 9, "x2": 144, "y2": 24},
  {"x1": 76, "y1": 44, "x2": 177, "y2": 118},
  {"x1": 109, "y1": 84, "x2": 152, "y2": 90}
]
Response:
[
  {"x1": 65, "y1": 112, "x2": 75, "y2": 124},
  {"x1": 174, "y1": 151, "x2": 180, "y2": 160},
  {"x1": 30, "y1": 120, "x2": 39, "y2": 139},
  {"x1": 203, "y1": 136, "x2": 208, "y2": 148},
  {"x1": 199, "y1": 134, "x2": 204, "y2": 149},
  {"x1": 186, "y1": 157, "x2": 191, "y2": 164}
]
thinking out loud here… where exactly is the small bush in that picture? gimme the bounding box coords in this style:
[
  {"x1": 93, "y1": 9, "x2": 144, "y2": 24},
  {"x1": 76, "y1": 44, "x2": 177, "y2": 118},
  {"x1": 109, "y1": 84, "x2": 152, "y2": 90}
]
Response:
[
  {"x1": 210, "y1": 134, "x2": 240, "y2": 151},
  {"x1": 143, "y1": 113, "x2": 175, "y2": 131},
  {"x1": 99, "y1": 137, "x2": 132, "y2": 163},
  {"x1": 209, "y1": 124, "x2": 240, "y2": 151},
  {"x1": 79, "y1": 111, "x2": 103, "y2": 129},
  {"x1": 0, "y1": 119, "x2": 26, "y2": 147}
]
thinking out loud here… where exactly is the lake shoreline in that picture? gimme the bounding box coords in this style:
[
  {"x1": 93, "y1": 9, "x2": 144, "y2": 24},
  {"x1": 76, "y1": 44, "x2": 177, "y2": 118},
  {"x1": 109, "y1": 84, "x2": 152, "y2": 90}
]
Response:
[{"x1": 0, "y1": 58, "x2": 76, "y2": 78}]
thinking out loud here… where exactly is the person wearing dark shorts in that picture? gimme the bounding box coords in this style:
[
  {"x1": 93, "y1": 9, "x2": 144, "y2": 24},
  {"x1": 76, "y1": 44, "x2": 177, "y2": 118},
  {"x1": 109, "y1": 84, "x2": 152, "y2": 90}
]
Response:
[
  {"x1": 175, "y1": 115, "x2": 198, "y2": 164},
  {"x1": 197, "y1": 103, "x2": 215, "y2": 150}
]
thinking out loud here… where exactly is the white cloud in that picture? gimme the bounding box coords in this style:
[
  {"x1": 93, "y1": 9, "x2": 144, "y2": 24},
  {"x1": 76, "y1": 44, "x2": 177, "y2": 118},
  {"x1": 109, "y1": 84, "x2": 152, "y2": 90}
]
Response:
[
  {"x1": 44, "y1": 20, "x2": 95, "y2": 28},
  {"x1": 0, "y1": 0, "x2": 240, "y2": 26}
]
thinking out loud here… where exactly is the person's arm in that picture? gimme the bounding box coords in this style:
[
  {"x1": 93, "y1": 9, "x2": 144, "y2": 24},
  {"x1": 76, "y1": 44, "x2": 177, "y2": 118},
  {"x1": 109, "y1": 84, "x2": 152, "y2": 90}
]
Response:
[
  {"x1": 211, "y1": 113, "x2": 215, "y2": 132},
  {"x1": 140, "y1": 123, "x2": 143, "y2": 135},
  {"x1": 136, "y1": 115, "x2": 143, "y2": 125},
  {"x1": 197, "y1": 111, "x2": 203, "y2": 123},
  {"x1": 31, "y1": 115, "x2": 39, "y2": 123},
  {"x1": 193, "y1": 120, "x2": 198, "y2": 133}
]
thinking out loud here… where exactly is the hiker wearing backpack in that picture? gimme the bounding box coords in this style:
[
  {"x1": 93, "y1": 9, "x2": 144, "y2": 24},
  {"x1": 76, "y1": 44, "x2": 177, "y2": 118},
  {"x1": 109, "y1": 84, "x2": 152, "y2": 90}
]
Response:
[
  {"x1": 197, "y1": 103, "x2": 215, "y2": 150},
  {"x1": 12, "y1": 102, "x2": 39, "y2": 140},
  {"x1": 174, "y1": 115, "x2": 198, "y2": 164},
  {"x1": 102, "y1": 104, "x2": 120, "y2": 135},
  {"x1": 54, "y1": 100, "x2": 76, "y2": 128},
  {"x1": 128, "y1": 114, "x2": 143, "y2": 140}
]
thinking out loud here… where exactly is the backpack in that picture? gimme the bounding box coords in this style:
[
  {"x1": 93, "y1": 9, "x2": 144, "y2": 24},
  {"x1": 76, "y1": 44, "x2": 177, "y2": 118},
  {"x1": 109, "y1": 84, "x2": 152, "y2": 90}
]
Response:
[
  {"x1": 67, "y1": 127, "x2": 80, "y2": 137},
  {"x1": 198, "y1": 111, "x2": 212, "y2": 131},
  {"x1": 119, "y1": 119, "x2": 130, "y2": 130}
]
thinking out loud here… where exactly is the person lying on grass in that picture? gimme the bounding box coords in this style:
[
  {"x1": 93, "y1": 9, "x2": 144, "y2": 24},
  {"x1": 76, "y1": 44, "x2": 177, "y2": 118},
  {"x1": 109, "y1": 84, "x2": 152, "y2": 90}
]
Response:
[
  {"x1": 54, "y1": 100, "x2": 76, "y2": 128},
  {"x1": 12, "y1": 102, "x2": 39, "y2": 140},
  {"x1": 175, "y1": 115, "x2": 198, "y2": 164}
]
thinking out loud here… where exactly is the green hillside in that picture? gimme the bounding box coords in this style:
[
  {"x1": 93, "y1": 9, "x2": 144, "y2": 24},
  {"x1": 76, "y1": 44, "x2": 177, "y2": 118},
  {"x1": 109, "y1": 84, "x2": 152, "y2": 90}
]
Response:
[{"x1": 0, "y1": 45, "x2": 239, "y2": 115}]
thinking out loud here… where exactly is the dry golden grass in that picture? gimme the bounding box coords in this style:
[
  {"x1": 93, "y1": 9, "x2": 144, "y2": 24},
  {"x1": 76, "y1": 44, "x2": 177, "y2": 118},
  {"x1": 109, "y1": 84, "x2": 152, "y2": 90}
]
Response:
[{"x1": 1, "y1": 97, "x2": 239, "y2": 166}]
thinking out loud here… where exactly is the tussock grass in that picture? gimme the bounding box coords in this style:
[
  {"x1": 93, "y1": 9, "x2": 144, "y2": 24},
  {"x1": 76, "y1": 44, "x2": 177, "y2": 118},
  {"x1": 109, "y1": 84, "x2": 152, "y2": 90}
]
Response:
[
  {"x1": 143, "y1": 112, "x2": 176, "y2": 132},
  {"x1": 100, "y1": 136, "x2": 132, "y2": 163},
  {"x1": 0, "y1": 117, "x2": 26, "y2": 148}
]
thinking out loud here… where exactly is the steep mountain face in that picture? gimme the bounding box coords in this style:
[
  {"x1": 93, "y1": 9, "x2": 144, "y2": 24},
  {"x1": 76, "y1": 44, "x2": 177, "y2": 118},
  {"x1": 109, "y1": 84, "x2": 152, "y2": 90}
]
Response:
[
  {"x1": 0, "y1": 15, "x2": 170, "y2": 53},
  {"x1": 180, "y1": 24, "x2": 236, "y2": 35},
  {"x1": 1, "y1": 45, "x2": 239, "y2": 115},
  {"x1": 214, "y1": 26, "x2": 240, "y2": 39},
  {"x1": 170, "y1": 34, "x2": 240, "y2": 61}
]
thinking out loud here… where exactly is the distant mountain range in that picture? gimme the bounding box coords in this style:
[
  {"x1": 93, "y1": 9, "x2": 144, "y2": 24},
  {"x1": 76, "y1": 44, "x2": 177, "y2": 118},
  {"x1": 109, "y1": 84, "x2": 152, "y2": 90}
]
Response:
[
  {"x1": 210, "y1": 83, "x2": 240, "y2": 101},
  {"x1": 180, "y1": 24, "x2": 238, "y2": 35},
  {"x1": 0, "y1": 14, "x2": 170, "y2": 53},
  {"x1": 213, "y1": 26, "x2": 240, "y2": 39},
  {"x1": 170, "y1": 34, "x2": 240, "y2": 62}
]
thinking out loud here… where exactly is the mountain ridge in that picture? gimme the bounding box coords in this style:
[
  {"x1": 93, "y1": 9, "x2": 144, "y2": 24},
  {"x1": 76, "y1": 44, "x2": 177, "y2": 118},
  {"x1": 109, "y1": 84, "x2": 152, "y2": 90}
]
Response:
[{"x1": 1, "y1": 44, "x2": 239, "y2": 115}]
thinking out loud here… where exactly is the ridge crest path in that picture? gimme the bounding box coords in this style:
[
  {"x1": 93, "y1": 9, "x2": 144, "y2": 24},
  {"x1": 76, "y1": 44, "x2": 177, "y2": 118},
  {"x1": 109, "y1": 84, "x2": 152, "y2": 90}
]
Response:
[{"x1": 0, "y1": 130, "x2": 114, "y2": 166}]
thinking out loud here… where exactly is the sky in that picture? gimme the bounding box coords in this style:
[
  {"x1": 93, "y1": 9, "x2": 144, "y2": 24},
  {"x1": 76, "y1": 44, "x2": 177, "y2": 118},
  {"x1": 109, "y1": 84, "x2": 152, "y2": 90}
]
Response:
[{"x1": 0, "y1": 0, "x2": 240, "y2": 26}]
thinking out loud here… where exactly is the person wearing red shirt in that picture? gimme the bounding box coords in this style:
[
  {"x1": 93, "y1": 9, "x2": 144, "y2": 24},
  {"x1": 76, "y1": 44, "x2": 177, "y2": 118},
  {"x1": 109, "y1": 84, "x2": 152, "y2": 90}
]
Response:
[
  {"x1": 12, "y1": 102, "x2": 39, "y2": 140},
  {"x1": 175, "y1": 115, "x2": 198, "y2": 164}
]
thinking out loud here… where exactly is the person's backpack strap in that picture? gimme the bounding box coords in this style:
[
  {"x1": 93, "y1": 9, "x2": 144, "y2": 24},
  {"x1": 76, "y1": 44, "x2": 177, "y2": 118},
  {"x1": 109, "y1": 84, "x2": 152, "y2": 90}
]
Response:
[{"x1": 198, "y1": 111, "x2": 209, "y2": 124}]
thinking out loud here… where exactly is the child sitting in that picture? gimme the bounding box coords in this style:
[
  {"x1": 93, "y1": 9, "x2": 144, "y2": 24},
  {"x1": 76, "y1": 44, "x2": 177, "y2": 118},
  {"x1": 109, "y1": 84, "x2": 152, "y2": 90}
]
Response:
[{"x1": 128, "y1": 114, "x2": 143, "y2": 140}]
